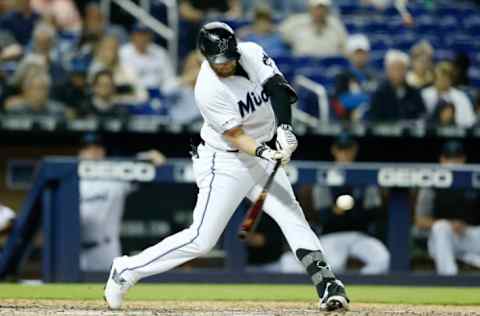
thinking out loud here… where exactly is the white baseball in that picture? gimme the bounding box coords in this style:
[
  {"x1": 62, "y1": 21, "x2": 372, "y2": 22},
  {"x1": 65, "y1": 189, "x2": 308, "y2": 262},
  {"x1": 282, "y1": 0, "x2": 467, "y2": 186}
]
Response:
[{"x1": 336, "y1": 195, "x2": 355, "y2": 211}]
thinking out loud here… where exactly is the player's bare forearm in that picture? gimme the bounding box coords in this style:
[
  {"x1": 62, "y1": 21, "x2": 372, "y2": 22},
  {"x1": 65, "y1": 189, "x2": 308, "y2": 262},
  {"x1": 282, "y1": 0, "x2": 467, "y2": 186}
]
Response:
[{"x1": 223, "y1": 127, "x2": 258, "y2": 156}]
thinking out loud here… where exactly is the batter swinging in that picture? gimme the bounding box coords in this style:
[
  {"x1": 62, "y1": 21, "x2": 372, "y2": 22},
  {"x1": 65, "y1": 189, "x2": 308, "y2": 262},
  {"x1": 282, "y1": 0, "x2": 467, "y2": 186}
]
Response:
[{"x1": 104, "y1": 22, "x2": 349, "y2": 311}]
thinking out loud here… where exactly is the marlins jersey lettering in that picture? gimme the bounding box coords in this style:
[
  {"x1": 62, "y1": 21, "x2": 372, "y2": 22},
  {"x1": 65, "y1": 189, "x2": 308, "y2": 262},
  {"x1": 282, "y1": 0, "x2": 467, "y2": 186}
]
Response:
[{"x1": 194, "y1": 42, "x2": 282, "y2": 151}]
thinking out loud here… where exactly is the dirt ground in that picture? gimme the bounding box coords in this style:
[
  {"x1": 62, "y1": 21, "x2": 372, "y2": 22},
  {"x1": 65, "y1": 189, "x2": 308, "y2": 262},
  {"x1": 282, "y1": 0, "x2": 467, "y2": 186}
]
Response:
[{"x1": 1, "y1": 300, "x2": 480, "y2": 316}]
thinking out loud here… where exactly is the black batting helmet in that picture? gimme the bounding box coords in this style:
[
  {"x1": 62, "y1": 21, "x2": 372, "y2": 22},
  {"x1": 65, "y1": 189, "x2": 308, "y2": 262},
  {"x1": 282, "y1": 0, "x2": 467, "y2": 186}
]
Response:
[{"x1": 197, "y1": 22, "x2": 240, "y2": 64}]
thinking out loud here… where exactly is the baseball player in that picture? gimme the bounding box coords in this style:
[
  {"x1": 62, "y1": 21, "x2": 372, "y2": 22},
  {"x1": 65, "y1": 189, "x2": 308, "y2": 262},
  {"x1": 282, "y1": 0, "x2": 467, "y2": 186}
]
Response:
[
  {"x1": 105, "y1": 22, "x2": 349, "y2": 311},
  {"x1": 79, "y1": 133, "x2": 166, "y2": 271}
]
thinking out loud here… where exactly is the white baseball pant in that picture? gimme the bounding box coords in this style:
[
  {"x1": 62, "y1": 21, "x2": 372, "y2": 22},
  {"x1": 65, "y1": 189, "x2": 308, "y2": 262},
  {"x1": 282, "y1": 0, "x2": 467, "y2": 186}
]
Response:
[
  {"x1": 428, "y1": 220, "x2": 480, "y2": 275},
  {"x1": 116, "y1": 143, "x2": 324, "y2": 283}
]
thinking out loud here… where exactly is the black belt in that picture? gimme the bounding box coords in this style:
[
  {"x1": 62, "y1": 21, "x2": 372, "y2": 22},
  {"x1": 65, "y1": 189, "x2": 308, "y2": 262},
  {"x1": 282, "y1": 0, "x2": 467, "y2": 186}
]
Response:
[{"x1": 200, "y1": 140, "x2": 239, "y2": 153}]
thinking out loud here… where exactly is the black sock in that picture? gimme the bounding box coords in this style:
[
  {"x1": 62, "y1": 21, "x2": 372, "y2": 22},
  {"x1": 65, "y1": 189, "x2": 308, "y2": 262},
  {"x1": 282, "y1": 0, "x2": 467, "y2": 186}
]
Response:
[{"x1": 296, "y1": 248, "x2": 336, "y2": 298}]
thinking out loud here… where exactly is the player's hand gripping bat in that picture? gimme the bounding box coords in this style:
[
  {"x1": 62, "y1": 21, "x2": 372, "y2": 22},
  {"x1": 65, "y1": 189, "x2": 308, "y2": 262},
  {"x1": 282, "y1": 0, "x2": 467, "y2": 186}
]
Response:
[{"x1": 238, "y1": 159, "x2": 281, "y2": 240}]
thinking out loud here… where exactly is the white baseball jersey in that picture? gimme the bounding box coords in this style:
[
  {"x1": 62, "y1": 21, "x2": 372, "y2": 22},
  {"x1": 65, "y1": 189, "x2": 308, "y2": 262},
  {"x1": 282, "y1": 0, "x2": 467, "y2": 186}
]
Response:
[{"x1": 195, "y1": 42, "x2": 282, "y2": 151}]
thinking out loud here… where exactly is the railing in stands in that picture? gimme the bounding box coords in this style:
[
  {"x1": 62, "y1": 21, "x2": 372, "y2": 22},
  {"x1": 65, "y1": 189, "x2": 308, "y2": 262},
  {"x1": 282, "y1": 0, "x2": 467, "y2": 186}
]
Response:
[{"x1": 101, "y1": 0, "x2": 179, "y2": 70}]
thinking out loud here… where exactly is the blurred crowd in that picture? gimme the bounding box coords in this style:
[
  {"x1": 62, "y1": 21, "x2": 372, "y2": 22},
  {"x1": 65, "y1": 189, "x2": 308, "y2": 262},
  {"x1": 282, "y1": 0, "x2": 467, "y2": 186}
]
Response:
[{"x1": 0, "y1": 0, "x2": 479, "y2": 127}]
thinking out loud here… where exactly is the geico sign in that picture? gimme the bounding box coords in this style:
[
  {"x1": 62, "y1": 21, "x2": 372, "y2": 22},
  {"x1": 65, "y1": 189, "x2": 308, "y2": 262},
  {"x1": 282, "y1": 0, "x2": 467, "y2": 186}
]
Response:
[
  {"x1": 378, "y1": 168, "x2": 453, "y2": 188},
  {"x1": 78, "y1": 161, "x2": 155, "y2": 182}
]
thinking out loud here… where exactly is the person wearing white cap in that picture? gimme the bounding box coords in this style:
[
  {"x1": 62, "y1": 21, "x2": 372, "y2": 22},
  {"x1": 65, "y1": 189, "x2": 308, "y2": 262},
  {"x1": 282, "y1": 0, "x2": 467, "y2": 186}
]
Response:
[
  {"x1": 368, "y1": 49, "x2": 426, "y2": 122},
  {"x1": 279, "y1": 0, "x2": 348, "y2": 57},
  {"x1": 333, "y1": 34, "x2": 378, "y2": 121}
]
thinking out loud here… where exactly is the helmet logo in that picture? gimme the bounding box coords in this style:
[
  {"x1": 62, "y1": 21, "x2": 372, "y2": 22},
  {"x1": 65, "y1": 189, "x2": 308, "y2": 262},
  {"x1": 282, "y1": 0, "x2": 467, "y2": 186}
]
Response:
[{"x1": 218, "y1": 39, "x2": 229, "y2": 53}]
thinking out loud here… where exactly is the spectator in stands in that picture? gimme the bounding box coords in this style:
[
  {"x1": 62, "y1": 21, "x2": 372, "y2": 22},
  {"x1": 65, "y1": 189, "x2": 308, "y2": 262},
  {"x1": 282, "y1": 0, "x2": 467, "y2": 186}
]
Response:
[
  {"x1": 333, "y1": 34, "x2": 377, "y2": 121},
  {"x1": 428, "y1": 101, "x2": 456, "y2": 127},
  {"x1": 283, "y1": 132, "x2": 389, "y2": 274},
  {"x1": 237, "y1": 5, "x2": 289, "y2": 57},
  {"x1": 168, "y1": 50, "x2": 202, "y2": 124},
  {"x1": 120, "y1": 23, "x2": 176, "y2": 93},
  {"x1": 4, "y1": 70, "x2": 67, "y2": 119},
  {"x1": 179, "y1": 0, "x2": 242, "y2": 58},
  {"x1": 415, "y1": 141, "x2": 480, "y2": 275},
  {"x1": 89, "y1": 35, "x2": 146, "y2": 103},
  {"x1": 0, "y1": 204, "x2": 15, "y2": 237},
  {"x1": 81, "y1": 70, "x2": 127, "y2": 119},
  {"x1": 76, "y1": 2, "x2": 127, "y2": 63},
  {"x1": 422, "y1": 61, "x2": 475, "y2": 127},
  {"x1": 475, "y1": 91, "x2": 480, "y2": 125},
  {"x1": 31, "y1": 0, "x2": 82, "y2": 33},
  {"x1": 179, "y1": 0, "x2": 242, "y2": 23},
  {"x1": 362, "y1": 0, "x2": 414, "y2": 26},
  {"x1": 406, "y1": 40, "x2": 434, "y2": 89},
  {"x1": 0, "y1": 31, "x2": 23, "y2": 107},
  {"x1": 451, "y1": 53, "x2": 471, "y2": 89},
  {"x1": 53, "y1": 59, "x2": 88, "y2": 114},
  {"x1": 78, "y1": 133, "x2": 166, "y2": 271},
  {"x1": 0, "y1": 0, "x2": 41, "y2": 46},
  {"x1": 10, "y1": 22, "x2": 67, "y2": 92},
  {"x1": 279, "y1": 0, "x2": 348, "y2": 57},
  {"x1": 0, "y1": 30, "x2": 23, "y2": 61},
  {"x1": 368, "y1": 50, "x2": 426, "y2": 122}
]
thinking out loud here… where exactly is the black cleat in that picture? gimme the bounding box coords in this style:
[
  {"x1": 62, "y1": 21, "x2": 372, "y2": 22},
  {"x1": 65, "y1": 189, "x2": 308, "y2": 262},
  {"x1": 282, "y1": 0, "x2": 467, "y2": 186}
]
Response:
[{"x1": 319, "y1": 280, "x2": 350, "y2": 312}]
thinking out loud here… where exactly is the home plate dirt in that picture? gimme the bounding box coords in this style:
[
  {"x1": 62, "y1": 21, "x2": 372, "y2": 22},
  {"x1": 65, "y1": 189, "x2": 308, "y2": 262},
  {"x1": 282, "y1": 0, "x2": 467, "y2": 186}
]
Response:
[{"x1": 1, "y1": 300, "x2": 480, "y2": 316}]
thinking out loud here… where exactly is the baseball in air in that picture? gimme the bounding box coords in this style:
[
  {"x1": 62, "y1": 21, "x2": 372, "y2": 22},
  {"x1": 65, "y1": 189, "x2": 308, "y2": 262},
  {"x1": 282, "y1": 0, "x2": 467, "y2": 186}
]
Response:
[{"x1": 336, "y1": 195, "x2": 355, "y2": 211}]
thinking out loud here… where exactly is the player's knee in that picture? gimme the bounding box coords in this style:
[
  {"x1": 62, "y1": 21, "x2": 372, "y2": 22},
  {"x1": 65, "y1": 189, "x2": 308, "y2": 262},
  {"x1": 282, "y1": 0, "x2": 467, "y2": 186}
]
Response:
[{"x1": 194, "y1": 238, "x2": 216, "y2": 256}]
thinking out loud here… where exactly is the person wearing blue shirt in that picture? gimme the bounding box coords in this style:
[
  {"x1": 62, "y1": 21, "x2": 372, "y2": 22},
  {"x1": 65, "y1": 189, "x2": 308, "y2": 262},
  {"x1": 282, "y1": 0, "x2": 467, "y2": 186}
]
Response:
[
  {"x1": 0, "y1": 0, "x2": 40, "y2": 46},
  {"x1": 237, "y1": 5, "x2": 289, "y2": 57},
  {"x1": 333, "y1": 34, "x2": 377, "y2": 121}
]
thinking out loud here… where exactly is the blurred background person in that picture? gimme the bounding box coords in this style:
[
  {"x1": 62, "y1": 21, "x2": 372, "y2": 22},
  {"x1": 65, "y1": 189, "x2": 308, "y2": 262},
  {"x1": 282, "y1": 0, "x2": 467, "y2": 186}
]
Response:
[
  {"x1": 422, "y1": 61, "x2": 475, "y2": 128},
  {"x1": 119, "y1": 23, "x2": 175, "y2": 94},
  {"x1": 178, "y1": 0, "x2": 241, "y2": 59},
  {"x1": 475, "y1": 91, "x2": 480, "y2": 125},
  {"x1": 89, "y1": 35, "x2": 145, "y2": 103},
  {"x1": 0, "y1": 30, "x2": 23, "y2": 107},
  {"x1": 451, "y1": 53, "x2": 471, "y2": 90},
  {"x1": 80, "y1": 70, "x2": 127, "y2": 119},
  {"x1": 53, "y1": 59, "x2": 88, "y2": 115},
  {"x1": 332, "y1": 34, "x2": 377, "y2": 122},
  {"x1": 31, "y1": 0, "x2": 82, "y2": 34},
  {"x1": 10, "y1": 22, "x2": 67, "y2": 93},
  {"x1": 368, "y1": 49, "x2": 426, "y2": 122},
  {"x1": 427, "y1": 101, "x2": 456, "y2": 127},
  {"x1": 415, "y1": 141, "x2": 480, "y2": 275},
  {"x1": 0, "y1": 204, "x2": 15, "y2": 237},
  {"x1": 406, "y1": 40, "x2": 434, "y2": 89},
  {"x1": 74, "y1": 1, "x2": 127, "y2": 66},
  {"x1": 4, "y1": 69, "x2": 67, "y2": 119},
  {"x1": 78, "y1": 133, "x2": 166, "y2": 271},
  {"x1": 237, "y1": 5, "x2": 289, "y2": 57},
  {"x1": 289, "y1": 133, "x2": 389, "y2": 275},
  {"x1": 246, "y1": 214, "x2": 285, "y2": 272},
  {"x1": 362, "y1": 0, "x2": 414, "y2": 26},
  {"x1": 279, "y1": 0, "x2": 348, "y2": 57},
  {"x1": 167, "y1": 50, "x2": 202, "y2": 125},
  {"x1": 0, "y1": 0, "x2": 40, "y2": 46}
]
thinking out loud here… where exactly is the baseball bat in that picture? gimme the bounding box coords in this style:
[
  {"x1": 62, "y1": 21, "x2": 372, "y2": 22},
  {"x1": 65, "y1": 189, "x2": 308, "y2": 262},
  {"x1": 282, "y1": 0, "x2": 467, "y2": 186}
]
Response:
[{"x1": 238, "y1": 159, "x2": 282, "y2": 240}]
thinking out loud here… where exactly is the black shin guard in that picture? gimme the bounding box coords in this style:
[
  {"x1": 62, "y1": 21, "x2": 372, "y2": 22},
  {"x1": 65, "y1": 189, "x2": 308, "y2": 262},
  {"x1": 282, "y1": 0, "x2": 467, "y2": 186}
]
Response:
[{"x1": 296, "y1": 248, "x2": 336, "y2": 297}]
